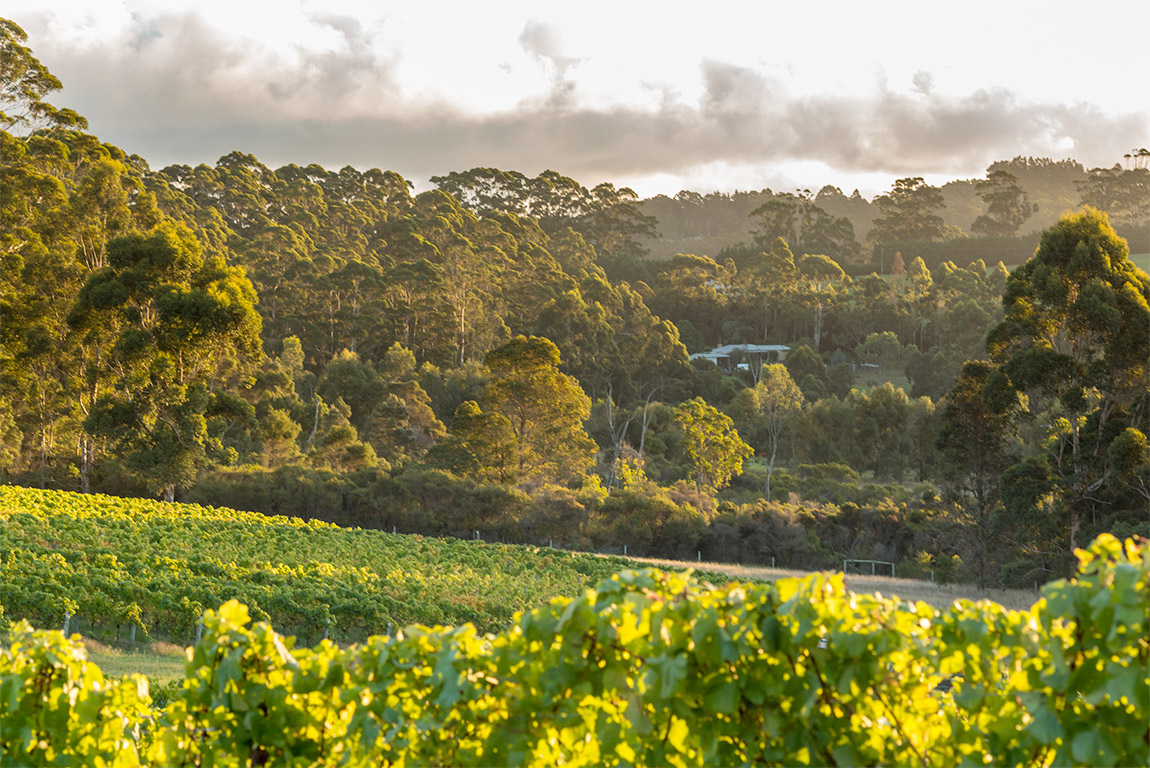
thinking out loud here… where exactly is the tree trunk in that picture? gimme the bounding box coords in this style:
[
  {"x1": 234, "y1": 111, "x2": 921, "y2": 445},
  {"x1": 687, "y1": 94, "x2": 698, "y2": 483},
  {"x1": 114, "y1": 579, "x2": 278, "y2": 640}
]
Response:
[
  {"x1": 814, "y1": 301, "x2": 823, "y2": 350},
  {"x1": 163, "y1": 485, "x2": 176, "y2": 503},
  {"x1": 765, "y1": 444, "x2": 777, "y2": 502},
  {"x1": 79, "y1": 436, "x2": 92, "y2": 493},
  {"x1": 1069, "y1": 505, "x2": 1081, "y2": 556},
  {"x1": 638, "y1": 389, "x2": 659, "y2": 463}
]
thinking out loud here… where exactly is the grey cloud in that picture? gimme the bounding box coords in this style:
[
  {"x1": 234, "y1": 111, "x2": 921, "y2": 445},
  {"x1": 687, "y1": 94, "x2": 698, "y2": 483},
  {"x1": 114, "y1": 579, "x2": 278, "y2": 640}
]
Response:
[
  {"x1": 26, "y1": 16, "x2": 1149, "y2": 188},
  {"x1": 912, "y1": 71, "x2": 933, "y2": 96},
  {"x1": 518, "y1": 20, "x2": 578, "y2": 107}
]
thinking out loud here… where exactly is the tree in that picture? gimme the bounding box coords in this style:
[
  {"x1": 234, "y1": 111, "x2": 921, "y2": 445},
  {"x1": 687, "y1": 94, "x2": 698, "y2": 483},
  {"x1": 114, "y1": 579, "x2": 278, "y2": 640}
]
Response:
[
  {"x1": 797, "y1": 253, "x2": 846, "y2": 349},
  {"x1": 67, "y1": 223, "x2": 261, "y2": 499},
  {"x1": 867, "y1": 177, "x2": 946, "y2": 244},
  {"x1": 785, "y1": 345, "x2": 828, "y2": 401},
  {"x1": 971, "y1": 169, "x2": 1036, "y2": 237},
  {"x1": 849, "y1": 383, "x2": 915, "y2": 480},
  {"x1": 307, "y1": 397, "x2": 380, "y2": 473},
  {"x1": 674, "y1": 397, "x2": 752, "y2": 491},
  {"x1": 431, "y1": 400, "x2": 518, "y2": 484},
  {"x1": 729, "y1": 365, "x2": 804, "y2": 500},
  {"x1": 1076, "y1": 162, "x2": 1150, "y2": 232},
  {"x1": 483, "y1": 335, "x2": 596, "y2": 485},
  {"x1": 750, "y1": 190, "x2": 858, "y2": 261},
  {"x1": 742, "y1": 238, "x2": 800, "y2": 344},
  {"x1": 986, "y1": 208, "x2": 1150, "y2": 562},
  {"x1": 856, "y1": 331, "x2": 908, "y2": 374},
  {"x1": 0, "y1": 18, "x2": 87, "y2": 133},
  {"x1": 936, "y1": 361, "x2": 1018, "y2": 586}
]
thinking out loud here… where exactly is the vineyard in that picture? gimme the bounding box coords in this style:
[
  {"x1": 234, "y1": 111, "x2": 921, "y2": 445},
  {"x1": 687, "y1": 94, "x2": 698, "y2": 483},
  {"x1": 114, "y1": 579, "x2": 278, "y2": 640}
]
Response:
[
  {"x1": 0, "y1": 534, "x2": 1146, "y2": 766},
  {"x1": 0, "y1": 486, "x2": 645, "y2": 642}
]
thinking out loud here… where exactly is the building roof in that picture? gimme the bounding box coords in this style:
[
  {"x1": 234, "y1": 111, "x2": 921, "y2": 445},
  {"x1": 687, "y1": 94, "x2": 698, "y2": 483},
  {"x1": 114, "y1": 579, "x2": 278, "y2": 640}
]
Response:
[
  {"x1": 690, "y1": 344, "x2": 791, "y2": 361},
  {"x1": 710, "y1": 344, "x2": 790, "y2": 356}
]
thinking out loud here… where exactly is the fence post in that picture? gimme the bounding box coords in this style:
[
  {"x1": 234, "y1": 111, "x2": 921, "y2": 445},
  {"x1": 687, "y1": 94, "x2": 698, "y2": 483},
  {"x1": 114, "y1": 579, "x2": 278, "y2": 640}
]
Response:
[
  {"x1": 195, "y1": 619, "x2": 204, "y2": 644},
  {"x1": 624, "y1": 544, "x2": 627, "y2": 556},
  {"x1": 324, "y1": 617, "x2": 331, "y2": 640},
  {"x1": 63, "y1": 610, "x2": 71, "y2": 635},
  {"x1": 130, "y1": 624, "x2": 136, "y2": 645},
  {"x1": 697, "y1": 551, "x2": 701, "y2": 562}
]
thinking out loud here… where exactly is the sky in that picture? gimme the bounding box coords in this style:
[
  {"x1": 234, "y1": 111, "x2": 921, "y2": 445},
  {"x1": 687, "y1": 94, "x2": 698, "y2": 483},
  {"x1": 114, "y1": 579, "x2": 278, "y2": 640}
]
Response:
[{"x1": 8, "y1": 0, "x2": 1149, "y2": 199}]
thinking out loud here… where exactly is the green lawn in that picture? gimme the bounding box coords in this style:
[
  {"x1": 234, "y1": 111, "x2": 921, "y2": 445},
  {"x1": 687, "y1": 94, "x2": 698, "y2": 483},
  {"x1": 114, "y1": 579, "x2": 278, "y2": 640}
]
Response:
[{"x1": 84, "y1": 639, "x2": 187, "y2": 683}]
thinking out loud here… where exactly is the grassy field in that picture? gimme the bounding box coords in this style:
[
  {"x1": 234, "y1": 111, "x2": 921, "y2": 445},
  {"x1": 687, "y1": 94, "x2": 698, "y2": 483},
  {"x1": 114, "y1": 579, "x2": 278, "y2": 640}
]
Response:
[
  {"x1": 83, "y1": 638, "x2": 188, "y2": 682},
  {"x1": 620, "y1": 555, "x2": 1040, "y2": 611}
]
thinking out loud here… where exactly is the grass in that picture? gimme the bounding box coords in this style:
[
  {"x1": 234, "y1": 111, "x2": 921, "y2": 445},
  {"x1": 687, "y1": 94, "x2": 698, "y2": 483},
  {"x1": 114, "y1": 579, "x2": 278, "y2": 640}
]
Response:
[
  {"x1": 82, "y1": 638, "x2": 187, "y2": 682},
  {"x1": 618, "y1": 555, "x2": 1040, "y2": 612}
]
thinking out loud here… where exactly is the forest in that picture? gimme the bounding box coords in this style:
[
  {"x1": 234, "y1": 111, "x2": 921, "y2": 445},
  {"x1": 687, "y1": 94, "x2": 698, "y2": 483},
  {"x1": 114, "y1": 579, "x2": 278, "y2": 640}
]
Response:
[{"x1": 2, "y1": 18, "x2": 1148, "y2": 588}]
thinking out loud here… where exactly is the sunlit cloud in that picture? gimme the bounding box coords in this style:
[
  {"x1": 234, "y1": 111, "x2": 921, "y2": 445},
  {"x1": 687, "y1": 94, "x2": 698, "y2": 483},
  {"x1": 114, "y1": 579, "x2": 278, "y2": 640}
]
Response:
[{"x1": 7, "y1": 1, "x2": 1147, "y2": 196}]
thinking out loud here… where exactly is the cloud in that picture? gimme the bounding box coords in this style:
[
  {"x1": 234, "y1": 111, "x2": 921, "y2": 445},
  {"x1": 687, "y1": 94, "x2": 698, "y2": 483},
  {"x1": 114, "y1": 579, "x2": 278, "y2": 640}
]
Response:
[
  {"x1": 517, "y1": 20, "x2": 579, "y2": 107},
  {"x1": 21, "y1": 11, "x2": 1149, "y2": 192}
]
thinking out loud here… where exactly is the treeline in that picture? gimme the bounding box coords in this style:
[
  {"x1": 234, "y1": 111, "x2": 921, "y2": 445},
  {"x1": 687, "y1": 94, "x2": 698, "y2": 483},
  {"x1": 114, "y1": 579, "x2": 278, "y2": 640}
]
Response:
[
  {"x1": 1, "y1": 18, "x2": 1147, "y2": 588},
  {"x1": 641, "y1": 154, "x2": 1150, "y2": 266}
]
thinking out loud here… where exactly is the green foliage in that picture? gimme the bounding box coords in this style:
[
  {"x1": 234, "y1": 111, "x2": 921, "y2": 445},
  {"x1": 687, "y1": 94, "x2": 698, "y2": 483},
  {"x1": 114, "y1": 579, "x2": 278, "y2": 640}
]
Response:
[
  {"x1": 428, "y1": 400, "x2": 519, "y2": 483},
  {"x1": 972, "y1": 169, "x2": 1037, "y2": 237},
  {"x1": 868, "y1": 177, "x2": 947, "y2": 244},
  {"x1": 751, "y1": 189, "x2": 860, "y2": 261},
  {"x1": 0, "y1": 486, "x2": 633, "y2": 642},
  {"x1": 728, "y1": 364, "x2": 803, "y2": 500},
  {"x1": 590, "y1": 482, "x2": 708, "y2": 558},
  {"x1": 482, "y1": 335, "x2": 596, "y2": 485},
  {"x1": 3, "y1": 534, "x2": 1145, "y2": 766},
  {"x1": 0, "y1": 18, "x2": 88, "y2": 133},
  {"x1": 0, "y1": 620, "x2": 150, "y2": 766},
  {"x1": 68, "y1": 223, "x2": 262, "y2": 499},
  {"x1": 987, "y1": 208, "x2": 1150, "y2": 561},
  {"x1": 673, "y1": 397, "x2": 753, "y2": 491}
]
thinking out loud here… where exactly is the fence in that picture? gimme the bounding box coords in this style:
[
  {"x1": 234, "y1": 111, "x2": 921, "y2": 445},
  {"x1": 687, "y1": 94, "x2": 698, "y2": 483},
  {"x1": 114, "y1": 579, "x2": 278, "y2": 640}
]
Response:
[{"x1": 843, "y1": 559, "x2": 895, "y2": 577}]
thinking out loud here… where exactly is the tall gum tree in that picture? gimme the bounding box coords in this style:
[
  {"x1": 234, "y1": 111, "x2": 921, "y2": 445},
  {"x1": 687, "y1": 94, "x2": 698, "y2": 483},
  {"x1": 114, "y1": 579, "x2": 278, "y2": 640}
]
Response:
[
  {"x1": 986, "y1": 207, "x2": 1150, "y2": 561},
  {"x1": 68, "y1": 222, "x2": 261, "y2": 500},
  {"x1": 483, "y1": 335, "x2": 596, "y2": 485},
  {"x1": 729, "y1": 364, "x2": 803, "y2": 501},
  {"x1": 674, "y1": 397, "x2": 753, "y2": 492}
]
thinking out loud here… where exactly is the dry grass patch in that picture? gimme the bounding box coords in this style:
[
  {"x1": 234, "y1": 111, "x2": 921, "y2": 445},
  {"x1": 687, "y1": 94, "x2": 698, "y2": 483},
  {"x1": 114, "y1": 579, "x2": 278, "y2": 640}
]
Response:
[
  {"x1": 82, "y1": 637, "x2": 188, "y2": 682},
  {"x1": 619, "y1": 555, "x2": 1039, "y2": 611}
]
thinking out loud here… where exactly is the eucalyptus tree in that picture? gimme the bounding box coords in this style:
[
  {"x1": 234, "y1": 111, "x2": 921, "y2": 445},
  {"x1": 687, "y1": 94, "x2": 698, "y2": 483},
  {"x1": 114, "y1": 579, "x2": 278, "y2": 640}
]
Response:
[
  {"x1": 729, "y1": 364, "x2": 804, "y2": 500},
  {"x1": 867, "y1": 177, "x2": 946, "y2": 244},
  {"x1": 972, "y1": 169, "x2": 1036, "y2": 237},
  {"x1": 986, "y1": 208, "x2": 1150, "y2": 560},
  {"x1": 68, "y1": 223, "x2": 262, "y2": 500}
]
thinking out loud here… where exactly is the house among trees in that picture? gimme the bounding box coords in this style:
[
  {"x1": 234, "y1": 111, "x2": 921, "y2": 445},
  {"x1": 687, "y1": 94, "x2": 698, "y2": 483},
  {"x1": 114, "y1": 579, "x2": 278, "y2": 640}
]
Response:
[{"x1": 689, "y1": 344, "x2": 791, "y2": 372}]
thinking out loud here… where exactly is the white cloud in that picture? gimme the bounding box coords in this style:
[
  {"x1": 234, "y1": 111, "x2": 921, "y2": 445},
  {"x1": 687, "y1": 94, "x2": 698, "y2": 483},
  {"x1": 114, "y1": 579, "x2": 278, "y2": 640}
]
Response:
[{"x1": 6, "y1": 0, "x2": 1148, "y2": 196}]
